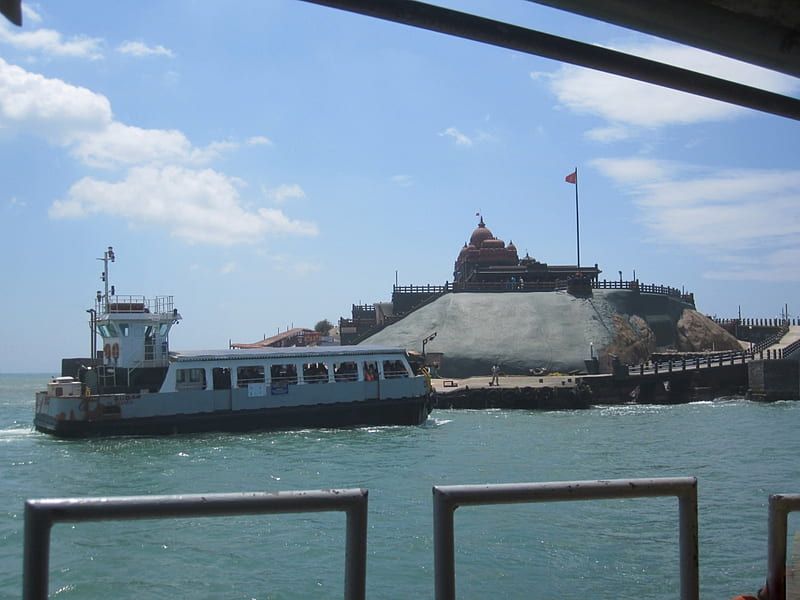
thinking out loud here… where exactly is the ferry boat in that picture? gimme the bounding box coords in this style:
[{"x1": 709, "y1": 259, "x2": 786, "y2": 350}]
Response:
[{"x1": 34, "y1": 248, "x2": 433, "y2": 437}]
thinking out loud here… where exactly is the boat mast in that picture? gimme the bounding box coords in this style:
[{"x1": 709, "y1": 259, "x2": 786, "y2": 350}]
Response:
[{"x1": 97, "y1": 246, "x2": 115, "y2": 312}]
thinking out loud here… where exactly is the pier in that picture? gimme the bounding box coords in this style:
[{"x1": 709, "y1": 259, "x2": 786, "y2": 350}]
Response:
[{"x1": 431, "y1": 326, "x2": 800, "y2": 408}]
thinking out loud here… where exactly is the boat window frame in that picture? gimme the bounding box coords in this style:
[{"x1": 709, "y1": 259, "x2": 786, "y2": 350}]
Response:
[
  {"x1": 302, "y1": 361, "x2": 330, "y2": 384},
  {"x1": 333, "y1": 361, "x2": 358, "y2": 382},
  {"x1": 382, "y1": 359, "x2": 409, "y2": 379},
  {"x1": 98, "y1": 323, "x2": 118, "y2": 338},
  {"x1": 236, "y1": 365, "x2": 265, "y2": 387},
  {"x1": 362, "y1": 360, "x2": 378, "y2": 382},
  {"x1": 212, "y1": 367, "x2": 232, "y2": 390},
  {"x1": 175, "y1": 367, "x2": 207, "y2": 391},
  {"x1": 270, "y1": 363, "x2": 298, "y2": 386}
]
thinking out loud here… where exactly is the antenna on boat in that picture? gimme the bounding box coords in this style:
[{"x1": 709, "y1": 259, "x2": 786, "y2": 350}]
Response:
[{"x1": 97, "y1": 246, "x2": 115, "y2": 311}]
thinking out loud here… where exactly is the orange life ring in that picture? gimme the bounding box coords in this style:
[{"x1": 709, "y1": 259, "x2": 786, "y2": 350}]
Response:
[
  {"x1": 104, "y1": 344, "x2": 111, "y2": 358},
  {"x1": 111, "y1": 343, "x2": 120, "y2": 359}
]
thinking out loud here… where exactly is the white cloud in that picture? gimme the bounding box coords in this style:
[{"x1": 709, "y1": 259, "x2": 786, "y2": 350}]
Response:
[
  {"x1": 50, "y1": 165, "x2": 319, "y2": 246},
  {"x1": 0, "y1": 58, "x2": 110, "y2": 143},
  {"x1": 73, "y1": 122, "x2": 199, "y2": 168},
  {"x1": 0, "y1": 58, "x2": 238, "y2": 168},
  {"x1": 6, "y1": 196, "x2": 26, "y2": 211},
  {"x1": 542, "y1": 42, "x2": 800, "y2": 138},
  {"x1": 220, "y1": 262, "x2": 238, "y2": 275},
  {"x1": 593, "y1": 157, "x2": 800, "y2": 281},
  {"x1": 248, "y1": 136, "x2": 273, "y2": 146},
  {"x1": 269, "y1": 254, "x2": 323, "y2": 278},
  {"x1": 391, "y1": 174, "x2": 414, "y2": 187},
  {"x1": 21, "y1": 5, "x2": 43, "y2": 24},
  {"x1": 117, "y1": 41, "x2": 174, "y2": 58},
  {"x1": 0, "y1": 58, "x2": 314, "y2": 249},
  {"x1": 264, "y1": 183, "x2": 306, "y2": 204},
  {"x1": 438, "y1": 126, "x2": 473, "y2": 147},
  {"x1": 0, "y1": 20, "x2": 103, "y2": 59}
]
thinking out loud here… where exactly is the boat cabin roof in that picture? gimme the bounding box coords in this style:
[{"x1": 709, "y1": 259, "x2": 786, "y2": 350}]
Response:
[{"x1": 170, "y1": 345, "x2": 410, "y2": 363}]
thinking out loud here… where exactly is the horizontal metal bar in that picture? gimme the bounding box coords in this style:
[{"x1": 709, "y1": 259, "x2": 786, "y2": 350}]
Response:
[
  {"x1": 25, "y1": 488, "x2": 367, "y2": 521},
  {"x1": 433, "y1": 476, "x2": 697, "y2": 507},
  {"x1": 432, "y1": 477, "x2": 698, "y2": 600},
  {"x1": 24, "y1": 489, "x2": 368, "y2": 600},
  {"x1": 298, "y1": 0, "x2": 800, "y2": 121}
]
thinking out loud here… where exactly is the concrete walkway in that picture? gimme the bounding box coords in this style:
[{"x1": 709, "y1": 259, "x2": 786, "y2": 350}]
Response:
[
  {"x1": 769, "y1": 325, "x2": 800, "y2": 352},
  {"x1": 430, "y1": 374, "x2": 586, "y2": 394}
]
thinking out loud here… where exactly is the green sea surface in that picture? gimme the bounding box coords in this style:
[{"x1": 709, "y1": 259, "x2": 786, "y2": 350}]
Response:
[{"x1": 1, "y1": 373, "x2": 798, "y2": 599}]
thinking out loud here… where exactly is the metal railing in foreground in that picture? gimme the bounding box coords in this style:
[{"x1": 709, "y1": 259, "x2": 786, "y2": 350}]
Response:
[
  {"x1": 23, "y1": 489, "x2": 369, "y2": 600},
  {"x1": 768, "y1": 494, "x2": 800, "y2": 600},
  {"x1": 22, "y1": 479, "x2": 798, "y2": 600},
  {"x1": 432, "y1": 477, "x2": 699, "y2": 600}
]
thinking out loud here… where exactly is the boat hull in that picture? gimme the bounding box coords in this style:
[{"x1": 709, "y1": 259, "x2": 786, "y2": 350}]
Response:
[{"x1": 34, "y1": 394, "x2": 432, "y2": 438}]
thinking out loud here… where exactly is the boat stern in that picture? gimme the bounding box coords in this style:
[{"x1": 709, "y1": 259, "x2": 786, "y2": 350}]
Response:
[{"x1": 34, "y1": 377, "x2": 87, "y2": 435}]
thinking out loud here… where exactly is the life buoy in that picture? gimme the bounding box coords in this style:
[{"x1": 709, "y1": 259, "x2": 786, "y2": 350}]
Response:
[
  {"x1": 104, "y1": 344, "x2": 111, "y2": 359},
  {"x1": 111, "y1": 343, "x2": 120, "y2": 360}
]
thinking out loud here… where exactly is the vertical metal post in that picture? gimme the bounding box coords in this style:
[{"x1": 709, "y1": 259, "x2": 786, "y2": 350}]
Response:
[
  {"x1": 22, "y1": 502, "x2": 52, "y2": 600},
  {"x1": 344, "y1": 496, "x2": 369, "y2": 600},
  {"x1": 433, "y1": 488, "x2": 457, "y2": 600},
  {"x1": 765, "y1": 494, "x2": 800, "y2": 600},
  {"x1": 678, "y1": 489, "x2": 700, "y2": 600}
]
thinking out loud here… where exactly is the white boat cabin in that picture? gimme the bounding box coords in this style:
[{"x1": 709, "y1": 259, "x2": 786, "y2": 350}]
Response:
[{"x1": 159, "y1": 346, "x2": 416, "y2": 393}]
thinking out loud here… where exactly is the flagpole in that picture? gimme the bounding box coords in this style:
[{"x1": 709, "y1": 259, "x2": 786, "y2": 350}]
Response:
[{"x1": 574, "y1": 166, "x2": 580, "y2": 271}]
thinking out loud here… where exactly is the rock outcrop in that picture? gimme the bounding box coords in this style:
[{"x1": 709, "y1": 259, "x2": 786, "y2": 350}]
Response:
[{"x1": 361, "y1": 289, "x2": 741, "y2": 378}]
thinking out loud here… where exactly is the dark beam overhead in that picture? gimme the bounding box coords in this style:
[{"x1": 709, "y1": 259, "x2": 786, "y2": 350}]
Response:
[
  {"x1": 299, "y1": 0, "x2": 800, "y2": 121},
  {"x1": 527, "y1": 0, "x2": 800, "y2": 78},
  {"x1": 0, "y1": 0, "x2": 21, "y2": 26}
]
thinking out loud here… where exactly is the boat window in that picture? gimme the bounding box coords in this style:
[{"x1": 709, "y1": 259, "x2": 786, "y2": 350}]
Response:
[
  {"x1": 333, "y1": 361, "x2": 358, "y2": 382},
  {"x1": 119, "y1": 323, "x2": 130, "y2": 337},
  {"x1": 143, "y1": 326, "x2": 156, "y2": 361},
  {"x1": 159, "y1": 323, "x2": 170, "y2": 336},
  {"x1": 98, "y1": 323, "x2": 118, "y2": 337},
  {"x1": 362, "y1": 361, "x2": 378, "y2": 382},
  {"x1": 302, "y1": 362, "x2": 329, "y2": 384},
  {"x1": 270, "y1": 364, "x2": 297, "y2": 385},
  {"x1": 237, "y1": 365, "x2": 265, "y2": 387},
  {"x1": 383, "y1": 360, "x2": 408, "y2": 378},
  {"x1": 212, "y1": 367, "x2": 231, "y2": 390},
  {"x1": 176, "y1": 368, "x2": 206, "y2": 391}
]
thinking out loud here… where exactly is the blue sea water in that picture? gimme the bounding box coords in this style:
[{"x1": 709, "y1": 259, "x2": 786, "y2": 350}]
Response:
[{"x1": 1, "y1": 373, "x2": 798, "y2": 599}]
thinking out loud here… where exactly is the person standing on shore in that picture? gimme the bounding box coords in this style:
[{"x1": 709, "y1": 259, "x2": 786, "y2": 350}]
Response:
[{"x1": 490, "y1": 364, "x2": 500, "y2": 386}]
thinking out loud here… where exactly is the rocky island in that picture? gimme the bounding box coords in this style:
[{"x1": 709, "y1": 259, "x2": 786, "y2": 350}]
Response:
[{"x1": 340, "y1": 217, "x2": 742, "y2": 378}]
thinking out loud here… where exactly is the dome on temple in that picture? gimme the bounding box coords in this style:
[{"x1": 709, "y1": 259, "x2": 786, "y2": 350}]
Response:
[{"x1": 469, "y1": 217, "x2": 494, "y2": 248}]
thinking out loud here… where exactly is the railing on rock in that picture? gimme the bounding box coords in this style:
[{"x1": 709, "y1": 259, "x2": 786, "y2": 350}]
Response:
[
  {"x1": 347, "y1": 279, "x2": 698, "y2": 344},
  {"x1": 627, "y1": 343, "x2": 799, "y2": 377},
  {"x1": 391, "y1": 280, "x2": 693, "y2": 299}
]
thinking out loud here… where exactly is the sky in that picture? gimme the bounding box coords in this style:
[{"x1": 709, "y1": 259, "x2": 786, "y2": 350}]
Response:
[{"x1": 1, "y1": 1, "x2": 799, "y2": 373}]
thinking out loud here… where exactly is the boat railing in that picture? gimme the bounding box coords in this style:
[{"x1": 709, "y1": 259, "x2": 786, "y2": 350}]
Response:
[
  {"x1": 432, "y1": 477, "x2": 699, "y2": 600},
  {"x1": 22, "y1": 478, "x2": 799, "y2": 600},
  {"x1": 97, "y1": 295, "x2": 175, "y2": 315},
  {"x1": 23, "y1": 489, "x2": 369, "y2": 600}
]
